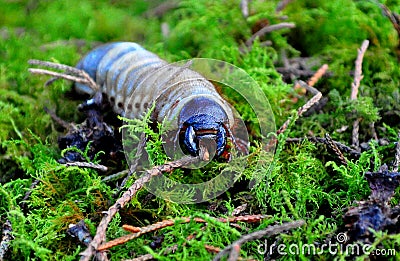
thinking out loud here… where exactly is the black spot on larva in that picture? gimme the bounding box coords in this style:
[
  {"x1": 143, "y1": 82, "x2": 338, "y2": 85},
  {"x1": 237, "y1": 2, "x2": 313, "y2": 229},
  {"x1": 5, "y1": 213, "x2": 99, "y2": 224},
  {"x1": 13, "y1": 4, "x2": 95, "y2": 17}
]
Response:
[
  {"x1": 143, "y1": 102, "x2": 148, "y2": 109},
  {"x1": 135, "y1": 103, "x2": 140, "y2": 109},
  {"x1": 110, "y1": 96, "x2": 115, "y2": 103},
  {"x1": 127, "y1": 104, "x2": 133, "y2": 111},
  {"x1": 118, "y1": 102, "x2": 123, "y2": 108}
]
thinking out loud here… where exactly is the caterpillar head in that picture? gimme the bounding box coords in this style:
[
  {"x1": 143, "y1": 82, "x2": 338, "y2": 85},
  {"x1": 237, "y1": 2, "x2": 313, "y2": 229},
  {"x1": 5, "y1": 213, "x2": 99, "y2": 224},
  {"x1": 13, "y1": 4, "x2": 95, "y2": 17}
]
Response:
[{"x1": 179, "y1": 97, "x2": 230, "y2": 159}]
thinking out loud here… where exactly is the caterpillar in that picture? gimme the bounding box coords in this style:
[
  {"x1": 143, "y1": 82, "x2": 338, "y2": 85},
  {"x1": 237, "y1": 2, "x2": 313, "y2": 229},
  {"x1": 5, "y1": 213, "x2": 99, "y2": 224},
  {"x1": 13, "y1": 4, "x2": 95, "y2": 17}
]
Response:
[{"x1": 74, "y1": 42, "x2": 247, "y2": 159}]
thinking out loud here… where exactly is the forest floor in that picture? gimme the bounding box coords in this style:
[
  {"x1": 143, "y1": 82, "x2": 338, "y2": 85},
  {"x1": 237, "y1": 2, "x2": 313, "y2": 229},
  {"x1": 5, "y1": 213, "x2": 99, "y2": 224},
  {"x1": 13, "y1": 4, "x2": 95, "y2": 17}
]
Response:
[{"x1": 1, "y1": 0, "x2": 400, "y2": 260}]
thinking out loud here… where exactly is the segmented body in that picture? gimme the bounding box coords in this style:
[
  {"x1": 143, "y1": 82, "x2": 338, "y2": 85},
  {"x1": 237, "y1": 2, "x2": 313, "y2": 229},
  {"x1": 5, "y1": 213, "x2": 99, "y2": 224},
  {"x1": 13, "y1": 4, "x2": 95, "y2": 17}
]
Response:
[{"x1": 75, "y1": 42, "x2": 237, "y2": 156}]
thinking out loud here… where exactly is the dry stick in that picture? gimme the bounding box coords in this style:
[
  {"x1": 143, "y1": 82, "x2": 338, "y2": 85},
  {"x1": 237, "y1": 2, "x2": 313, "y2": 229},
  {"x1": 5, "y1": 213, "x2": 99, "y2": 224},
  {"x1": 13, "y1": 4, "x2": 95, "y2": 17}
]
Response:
[
  {"x1": 352, "y1": 118, "x2": 362, "y2": 149},
  {"x1": 292, "y1": 64, "x2": 328, "y2": 104},
  {"x1": 101, "y1": 169, "x2": 130, "y2": 183},
  {"x1": 122, "y1": 254, "x2": 154, "y2": 261},
  {"x1": 350, "y1": 40, "x2": 369, "y2": 149},
  {"x1": 240, "y1": 0, "x2": 250, "y2": 19},
  {"x1": 98, "y1": 214, "x2": 269, "y2": 251},
  {"x1": 305, "y1": 64, "x2": 329, "y2": 88},
  {"x1": 79, "y1": 155, "x2": 201, "y2": 261},
  {"x1": 246, "y1": 22, "x2": 295, "y2": 47},
  {"x1": 212, "y1": 220, "x2": 305, "y2": 261},
  {"x1": 393, "y1": 131, "x2": 400, "y2": 172},
  {"x1": 44, "y1": 107, "x2": 75, "y2": 130},
  {"x1": 65, "y1": 161, "x2": 108, "y2": 172},
  {"x1": 228, "y1": 244, "x2": 241, "y2": 261},
  {"x1": 286, "y1": 137, "x2": 361, "y2": 157},
  {"x1": 325, "y1": 133, "x2": 347, "y2": 165},
  {"x1": 369, "y1": 122, "x2": 378, "y2": 141},
  {"x1": 350, "y1": 40, "x2": 369, "y2": 100},
  {"x1": 28, "y1": 59, "x2": 98, "y2": 92},
  {"x1": 277, "y1": 84, "x2": 322, "y2": 135},
  {"x1": 379, "y1": 4, "x2": 400, "y2": 37}
]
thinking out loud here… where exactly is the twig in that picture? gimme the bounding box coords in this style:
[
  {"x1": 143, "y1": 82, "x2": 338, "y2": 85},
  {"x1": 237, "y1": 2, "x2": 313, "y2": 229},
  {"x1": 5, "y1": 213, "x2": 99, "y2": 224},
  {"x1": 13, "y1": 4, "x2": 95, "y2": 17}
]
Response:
[
  {"x1": 393, "y1": 131, "x2": 400, "y2": 172},
  {"x1": 205, "y1": 244, "x2": 221, "y2": 254},
  {"x1": 277, "y1": 82, "x2": 322, "y2": 134},
  {"x1": 350, "y1": 40, "x2": 369, "y2": 100},
  {"x1": 98, "y1": 214, "x2": 269, "y2": 251},
  {"x1": 325, "y1": 133, "x2": 347, "y2": 165},
  {"x1": 370, "y1": 122, "x2": 378, "y2": 141},
  {"x1": 44, "y1": 107, "x2": 75, "y2": 130},
  {"x1": 240, "y1": 0, "x2": 250, "y2": 19},
  {"x1": 352, "y1": 117, "x2": 362, "y2": 149},
  {"x1": 350, "y1": 40, "x2": 369, "y2": 150},
  {"x1": 231, "y1": 203, "x2": 248, "y2": 216},
  {"x1": 65, "y1": 161, "x2": 108, "y2": 172},
  {"x1": 79, "y1": 155, "x2": 201, "y2": 261},
  {"x1": 297, "y1": 80, "x2": 320, "y2": 95},
  {"x1": 246, "y1": 22, "x2": 295, "y2": 47},
  {"x1": 0, "y1": 220, "x2": 13, "y2": 261},
  {"x1": 292, "y1": 64, "x2": 328, "y2": 105},
  {"x1": 101, "y1": 169, "x2": 130, "y2": 183},
  {"x1": 307, "y1": 64, "x2": 328, "y2": 87},
  {"x1": 286, "y1": 137, "x2": 361, "y2": 157},
  {"x1": 28, "y1": 59, "x2": 98, "y2": 92},
  {"x1": 228, "y1": 244, "x2": 241, "y2": 261},
  {"x1": 212, "y1": 220, "x2": 305, "y2": 261},
  {"x1": 379, "y1": 4, "x2": 400, "y2": 37},
  {"x1": 122, "y1": 254, "x2": 154, "y2": 261}
]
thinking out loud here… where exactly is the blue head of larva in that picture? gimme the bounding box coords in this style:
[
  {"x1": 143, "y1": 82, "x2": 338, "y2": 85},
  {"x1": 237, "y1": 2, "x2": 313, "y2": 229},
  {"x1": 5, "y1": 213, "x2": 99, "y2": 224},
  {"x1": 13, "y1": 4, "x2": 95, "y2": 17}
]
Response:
[{"x1": 179, "y1": 97, "x2": 229, "y2": 158}]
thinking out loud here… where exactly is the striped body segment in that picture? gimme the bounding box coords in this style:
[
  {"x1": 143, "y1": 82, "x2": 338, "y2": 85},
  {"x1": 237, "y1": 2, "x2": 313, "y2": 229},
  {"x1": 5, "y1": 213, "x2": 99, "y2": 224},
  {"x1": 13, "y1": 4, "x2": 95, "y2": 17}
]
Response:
[{"x1": 75, "y1": 42, "x2": 236, "y2": 157}]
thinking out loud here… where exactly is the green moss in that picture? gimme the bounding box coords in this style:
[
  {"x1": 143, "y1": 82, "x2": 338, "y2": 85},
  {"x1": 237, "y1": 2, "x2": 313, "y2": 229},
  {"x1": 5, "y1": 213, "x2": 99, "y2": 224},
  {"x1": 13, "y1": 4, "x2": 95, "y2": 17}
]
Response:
[{"x1": 1, "y1": 0, "x2": 400, "y2": 260}]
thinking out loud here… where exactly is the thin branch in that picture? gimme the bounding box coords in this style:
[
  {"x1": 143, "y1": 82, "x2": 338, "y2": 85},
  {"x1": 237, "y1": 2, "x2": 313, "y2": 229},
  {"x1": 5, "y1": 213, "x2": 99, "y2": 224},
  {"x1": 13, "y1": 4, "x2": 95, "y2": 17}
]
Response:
[
  {"x1": 325, "y1": 133, "x2": 347, "y2": 165},
  {"x1": 227, "y1": 244, "x2": 241, "y2": 261},
  {"x1": 307, "y1": 64, "x2": 329, "y2": 87},
  {"x1": 79, "y1": 155, "x2": 201, "y2": 261},
  {"x1": 277, "y1": 82, "x2": 322, "y2": 134},
  {"x1": 350, "y1": 40, "x2": 369, "y2": 100},
  {"x1": 379, "y1": 4, "x2": 400, "y2": 37},
  {"x1": 65, "y1": 162, "x2": 108, "y2": 172},
  {"x1": 28, "y1": 59, "x2": 98, "y2": 92},
  {"x1": 212, "y1": 220, "x2": 305, "y2": 261},
  {"x1": 98, "y1": 214, "x2": 269, "y2": 251},
  {"x1": 246, "y1": 22, "x2": 295, "y2": 47},
  {"x1": 101, "y1": 169, "x2": 130, "y2": 183},
  {"x1": 350, "y1": 40, "x2": 369, "y2": 150},
  {"x1": 240, "y1": 0, "x2": 250, "y2": 19},
  {"x1": 286, "y1": 137, "x2": 361, "y2": 157},
  {"x1": 297, "y1": 80, "x2": 320, "y2": 95},
  {"x1": 44, "y1": 106, "x2": 75, "y2": 130},
  {"x1": 352, "y1": 117, "x2": 362, "y2": 150},
  {"x1": 122, "y1": 254, "x2": 154, "y2": 261}
]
